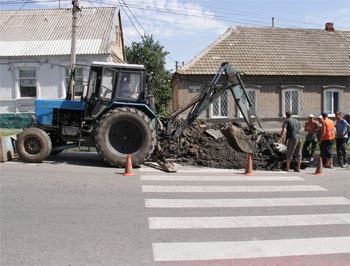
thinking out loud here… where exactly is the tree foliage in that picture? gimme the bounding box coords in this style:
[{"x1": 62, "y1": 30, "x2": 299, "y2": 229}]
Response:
[{"x1": 125, "y1": 35, "x2": 172, "y2": 115}]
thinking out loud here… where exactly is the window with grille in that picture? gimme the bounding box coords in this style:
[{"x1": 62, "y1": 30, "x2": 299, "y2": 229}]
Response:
[
  {"x1": 324, "y1": 89, "x2": 340, "y2": 115},
  {"x1": 283, "y1": 89, "x2": 300, "y2": 116},
  {"x1": 239, "y1": 89, "x2": 257, "y2": 118},
  {"x1": 211, "y1": 91, "x2": 228, "y2": 118},
  {"x1": 19, "y1": 69, "x2": 37, "y2": 97},
  {"x1": 66, "y1": 67, "x2": 83, "y2": 97}
]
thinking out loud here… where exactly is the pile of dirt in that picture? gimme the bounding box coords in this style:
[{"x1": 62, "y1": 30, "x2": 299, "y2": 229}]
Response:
[{"x1": 157, "y1": 120, "x2": 284, "y2": 170}]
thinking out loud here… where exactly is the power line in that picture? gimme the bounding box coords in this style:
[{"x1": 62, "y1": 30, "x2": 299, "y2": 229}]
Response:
[
  {"x1": 113, "y1": 0, "x2": 176, "y2": 65},
  {"x1": 0, "y1": 1, "x2": 30, "y2": 30},
  {"x1": 117, "y1": 0, "x2": 142, "y2": 38},
  {"x1": 3, "y1": 0, "x2": 336, "y2": 29},
  {"x1": 0, "y1": 0, "x2": 68, "y2": 6},
  {"x1": 2, "y1": 0, "x2": 347, "y2": 70},
  {"x1": 84, "y1": 0, "x2": 321, "y2": 28},
  {"x1": 120, "y1": 0, "x2": 147, "y2": 35},
  {"x1": 2, "y1": 0, "x2": 340, "y2": 29}
]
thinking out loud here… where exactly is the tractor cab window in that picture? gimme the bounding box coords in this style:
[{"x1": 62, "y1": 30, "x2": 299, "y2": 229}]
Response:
[
  {"x1": 118, "y1": 72, "x2": 141, "y2": 100},
  {"x1": 86, "y1": 67, "x2": 104, "y2": 117},
  {"x1": 101, "y1": 68, "x2": 115, "y2": 99},
  {"x1": 87, "y1": 67, "x2": 102, "y2": 100}
]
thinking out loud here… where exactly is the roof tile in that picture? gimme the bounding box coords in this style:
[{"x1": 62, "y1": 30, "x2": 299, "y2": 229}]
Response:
[{"x1": 178, "y1": 26, "x2": 350, "y2": 76}]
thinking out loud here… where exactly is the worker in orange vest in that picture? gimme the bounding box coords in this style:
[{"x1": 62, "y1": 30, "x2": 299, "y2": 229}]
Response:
[{"x1": 318, "y1": 112, "x2": 335, "y2": 168}]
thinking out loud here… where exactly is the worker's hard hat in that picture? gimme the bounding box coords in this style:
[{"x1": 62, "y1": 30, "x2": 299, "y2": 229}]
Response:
[{"x1": 308, "y1": 114, "x2": 314, "y2": 118}]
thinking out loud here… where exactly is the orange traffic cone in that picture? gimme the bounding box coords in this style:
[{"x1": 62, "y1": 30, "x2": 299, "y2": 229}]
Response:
[
  {"x1": 123, "y1": 154, "x2": 135, "y2": 176},
  {"x1": 315, "y1": 157, "x2": 324, "y2": 176},
  {"x1": 244, "y1": 155, "x2": 254, "y2": 175}
]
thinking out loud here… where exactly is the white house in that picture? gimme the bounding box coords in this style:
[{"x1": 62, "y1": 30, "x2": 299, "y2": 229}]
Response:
[{"x1": 0, "y1": 7, "x2": 125, "y2": 128}]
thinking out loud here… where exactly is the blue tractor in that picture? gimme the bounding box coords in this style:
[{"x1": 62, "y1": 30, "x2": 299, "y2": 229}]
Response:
[{"x1": 16, "y1": 62, "x2": 158, "y2": 167}]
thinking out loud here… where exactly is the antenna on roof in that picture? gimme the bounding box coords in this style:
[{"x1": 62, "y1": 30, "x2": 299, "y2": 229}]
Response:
[{"x1": 272, "y1": 17, "x2": 275, "y2": 27}]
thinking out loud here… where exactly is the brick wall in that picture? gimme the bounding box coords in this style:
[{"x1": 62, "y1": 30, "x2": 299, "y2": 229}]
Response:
[{"x1": 172, "y1": 74, "x2": 350, "y2": 120}]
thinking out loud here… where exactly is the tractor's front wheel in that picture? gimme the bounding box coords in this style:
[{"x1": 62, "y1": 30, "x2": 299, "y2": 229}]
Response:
[
  {"x1": 16, "y1": 128, "x2": 52, "y2": 163},
  {"x1": 95, "y1": 107, "x2": 156, "y2": 167}
]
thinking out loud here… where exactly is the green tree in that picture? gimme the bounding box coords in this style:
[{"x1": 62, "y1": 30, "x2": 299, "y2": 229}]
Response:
[{"x1": 125, "y1": 35, "x2": 172, "y2": 115}]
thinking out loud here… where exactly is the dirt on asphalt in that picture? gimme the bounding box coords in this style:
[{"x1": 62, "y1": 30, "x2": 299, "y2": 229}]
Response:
[{"x1": 157, "y1": 120, "x2": 284, "y2": 170}]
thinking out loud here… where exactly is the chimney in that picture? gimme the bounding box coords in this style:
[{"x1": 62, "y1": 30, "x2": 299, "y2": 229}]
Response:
[{"x1": 325, "y1": 22, "x2": 335, "y2": 32}]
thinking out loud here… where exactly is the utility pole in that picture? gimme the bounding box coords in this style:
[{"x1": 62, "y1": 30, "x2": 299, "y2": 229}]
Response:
[{"x1": 67, "y1": 0, "x2": 81, "y2": 100}]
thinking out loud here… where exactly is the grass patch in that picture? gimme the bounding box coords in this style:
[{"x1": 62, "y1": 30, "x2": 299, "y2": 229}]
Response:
[{"x1": 0, "y1": 129, "x2": 22, "y2": 136}]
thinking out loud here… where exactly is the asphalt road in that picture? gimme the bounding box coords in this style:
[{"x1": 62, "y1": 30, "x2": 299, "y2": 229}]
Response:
[{"x1": 1, "y1": 151, "x2": 350, "y2": 266}]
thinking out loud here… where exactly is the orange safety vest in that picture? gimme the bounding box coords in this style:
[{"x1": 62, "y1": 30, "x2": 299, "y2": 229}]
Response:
[{"x1": 321, "y1": 118, "x2": 335, "y2": 140}]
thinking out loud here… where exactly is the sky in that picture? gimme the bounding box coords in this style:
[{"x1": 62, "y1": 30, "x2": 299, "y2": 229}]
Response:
[{"x1": 1, "y1": 0, "x2": 350, "y2": 71}]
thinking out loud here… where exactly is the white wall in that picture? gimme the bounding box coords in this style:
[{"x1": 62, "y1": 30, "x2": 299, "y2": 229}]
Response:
[{"x1": 0, "y1": 55, "x2": 111, "y2": 113}]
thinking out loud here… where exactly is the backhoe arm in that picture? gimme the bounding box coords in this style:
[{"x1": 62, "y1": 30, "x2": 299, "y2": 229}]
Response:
[
  {"x1": 171, "y1": 62, "x2": 263, "y2": 140},
  {"x1": 171, "y1": 63, "x2": 227, "y2": 139},
  {"x1": 225, "y1": 64, "x2": 264, "y2": 134}
]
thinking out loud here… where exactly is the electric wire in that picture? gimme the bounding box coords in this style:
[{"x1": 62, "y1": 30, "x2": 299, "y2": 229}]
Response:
[
  {"x1": 0, "y1": 1, "x2": 30, "y2": 30},
  {"x1": 119, "y1": 0, "x2": 147, "y2": 35},
  {"x1": 1, "y1": 0, "x2": 334, "y2": 29},
  {"x1": 117, "y1": 0, "x2": 142, "y2": 37},
  {"x1": 2, "y1": 0, "x2": 348, "y2": 70}
]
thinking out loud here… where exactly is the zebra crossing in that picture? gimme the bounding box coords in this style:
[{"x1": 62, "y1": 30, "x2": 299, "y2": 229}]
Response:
[{"x1": 140, "y1": 169, "x2": 350, "y2": 263}]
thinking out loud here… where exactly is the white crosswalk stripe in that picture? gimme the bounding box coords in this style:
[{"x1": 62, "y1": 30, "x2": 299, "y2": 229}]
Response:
[
  {"x1": 145, "y1": 197, "x2": 350, "y2": 208},
  {"x1": 148, "y1": 213, "x2": 350, "y2": 229},
  {"x1": 141, "y1": 172, "x2": 350, "y2": 263},
  {"x1": 142, "y1": 185, "x2": 326, "y2": 192},
  {"x1": 141, "y1": 175, "x2": 303, "y2": 181},
  {"x1": 152, "y1": 237, "x2": 350, "y2": 261}
]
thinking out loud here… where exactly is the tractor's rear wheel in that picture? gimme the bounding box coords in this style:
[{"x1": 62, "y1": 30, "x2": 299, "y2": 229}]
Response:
[
  {"x1": 16, "y1": 128, "x2": 52, "y2": 163},
  {"x1": 95, "y1": 107, "x2": 156, "y2": 167}
]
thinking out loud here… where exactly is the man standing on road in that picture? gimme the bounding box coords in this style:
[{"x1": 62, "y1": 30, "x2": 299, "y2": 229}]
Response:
[
  {"x1": 335, "y1": 111, "x2": 350, "y2": 168},
  {"x1": 318, "y1": 112, "x2": 335, "y2": 169},
  {"x1": 302, "y1": 114, "x2": 318, "y2": 161},
  {"x1": 279, "y1": 111, "x2": 302, "y2": 172}
]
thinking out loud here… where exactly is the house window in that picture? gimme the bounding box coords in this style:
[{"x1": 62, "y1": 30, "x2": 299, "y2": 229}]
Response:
[
  {"x1": 324, "y1": 89, "x2": 340, "y2": 116},
  {"x1": 19, "y1": 69, "x2": 37, "y2": 97},
  {"x1": 239, "y1": 89, "x2": 258, "y2": 117},
  {"x1": 283, "y1": 88, "x2": 301, "y2": 116},
  {"x1": 237, "y1": 87, "x2": 259, "y2": 118},
  {"x1": 211, "y1": 91, "x2": 228, "y2": 118},
  {"x1": 188, "y1": 85, "x2": 201, "y2": 93},
  {"x1": 247, "y1": 90, "x2": 257, "y2": 116},
  {"x1": 66, "y1": 67, "x2": 83, "y2": 97}
]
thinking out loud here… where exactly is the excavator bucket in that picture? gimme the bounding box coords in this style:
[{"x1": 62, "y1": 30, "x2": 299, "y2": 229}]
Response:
[
  {"x1": 221, "y1": 124, "x2": 258, "y2": 154},
  {"x1": 153, "y1": 143, "x2": 177, "y2": 172}
]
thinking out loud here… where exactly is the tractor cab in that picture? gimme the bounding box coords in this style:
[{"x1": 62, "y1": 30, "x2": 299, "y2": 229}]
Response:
[{"x1": 84, "y1": 62, "x2": 147, "y2": 119}]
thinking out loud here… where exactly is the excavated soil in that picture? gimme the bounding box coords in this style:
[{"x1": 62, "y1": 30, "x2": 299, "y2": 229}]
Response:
[{"x1": 157, "y1": 120, "x2": 284, "y2": 170}]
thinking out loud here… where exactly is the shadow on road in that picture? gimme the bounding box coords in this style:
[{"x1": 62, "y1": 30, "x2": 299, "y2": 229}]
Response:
[
  {"x1": 12, "y1": 150, "x2": 111, "y2": 168},
  {"x1": 14, "y1": 150, "x2": 158, "y2": 170},
  {"x1": 46, "y1": 150, "x2": 111, "y2": 167}
]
